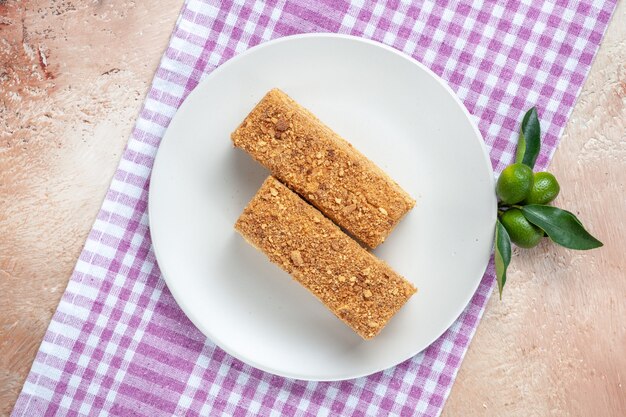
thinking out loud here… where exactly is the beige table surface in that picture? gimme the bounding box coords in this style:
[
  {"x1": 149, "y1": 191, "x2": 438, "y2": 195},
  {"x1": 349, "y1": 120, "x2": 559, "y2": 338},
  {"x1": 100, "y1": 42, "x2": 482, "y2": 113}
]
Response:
[{"x1": 1, "y1": 1, "x2": 624, "y2": 416}]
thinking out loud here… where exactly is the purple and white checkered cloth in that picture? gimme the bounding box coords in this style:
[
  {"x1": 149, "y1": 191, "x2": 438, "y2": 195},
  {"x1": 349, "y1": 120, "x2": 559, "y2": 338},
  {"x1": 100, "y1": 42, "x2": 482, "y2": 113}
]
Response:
[{"x1": 12, "y1": 1, "x2": 616, "y2": 416}]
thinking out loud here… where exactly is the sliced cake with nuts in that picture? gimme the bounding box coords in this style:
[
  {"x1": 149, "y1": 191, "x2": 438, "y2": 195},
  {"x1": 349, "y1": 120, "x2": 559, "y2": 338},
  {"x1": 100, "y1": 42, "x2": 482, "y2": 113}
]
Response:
[
  {"x1": 231, "y1": 88, "x2": 416, "y2": 248},
  {"x1": 234, "y1": 176, "x2": 416, "y2": 340}
]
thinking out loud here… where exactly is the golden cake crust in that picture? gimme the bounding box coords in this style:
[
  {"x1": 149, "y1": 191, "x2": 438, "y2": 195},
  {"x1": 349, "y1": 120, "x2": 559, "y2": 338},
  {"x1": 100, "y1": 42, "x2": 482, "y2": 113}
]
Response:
[
  {"x1": 235, "y1": 177, "x2": 416, "y2": 340},
  {"x1": 231, "y1": 88, "x2": 416, "y2": 248}
]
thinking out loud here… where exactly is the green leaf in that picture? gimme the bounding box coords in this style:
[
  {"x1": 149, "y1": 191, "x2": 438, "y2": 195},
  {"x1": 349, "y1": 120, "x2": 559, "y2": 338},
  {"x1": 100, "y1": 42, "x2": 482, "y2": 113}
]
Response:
[
  {"x1": 515, "y1": 107, "x2": 541, "y2": 168},
  {"x1": 495, "y1": 219, "x2": 512, "y2": 299},
  {"x1": 521, "y1": 205, "x2": 603, "y2": 250},
  {"x1": 515, "y1": 132, "x2": 525, "y2": 164}
]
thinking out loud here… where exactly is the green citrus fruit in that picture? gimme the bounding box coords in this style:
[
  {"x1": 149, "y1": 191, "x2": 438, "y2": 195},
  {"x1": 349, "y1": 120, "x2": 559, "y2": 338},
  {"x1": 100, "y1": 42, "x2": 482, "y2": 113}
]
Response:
[
  {"x1": 523, "y1": 172, "x2": 560, "y2": 205},
  {"x1": 496, "y1": 163, "x2": 534, "y2": 205},
  {"x1": 500, "y1": 208, "x2": 544, "y2": 248}
]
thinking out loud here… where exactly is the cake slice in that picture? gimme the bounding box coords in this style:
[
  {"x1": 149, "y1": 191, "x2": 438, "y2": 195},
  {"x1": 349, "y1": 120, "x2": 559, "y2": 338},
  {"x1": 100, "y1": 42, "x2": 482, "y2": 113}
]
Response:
[
  {"x1": 235, "y1": 176, "x2": 416, "y2": 340},
  {"x1": 231, "y1": 88, "x2": 415, "y2": 248}
]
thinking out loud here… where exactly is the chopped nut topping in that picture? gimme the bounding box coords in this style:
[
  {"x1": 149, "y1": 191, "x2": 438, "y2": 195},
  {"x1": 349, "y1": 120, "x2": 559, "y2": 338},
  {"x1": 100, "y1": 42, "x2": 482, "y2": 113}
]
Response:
[
  {"x1": 343, "y1": 204, "x2": 357, "y2": 214},
  {"x1": 378, "y1": 207, "x2": 388, "y2": 216},
  {"x1": 363, "y1": 289, "x2": 372, "y2": 299},
  {"x1": 275, "y1": 118, "x2": 289, "y2": 132},
  {"x1": 269, "y1": 187, "x2": 278, "y2": 196},
  {"x1": 290, "y1": 250, "x2": 303, "y2": 266}
]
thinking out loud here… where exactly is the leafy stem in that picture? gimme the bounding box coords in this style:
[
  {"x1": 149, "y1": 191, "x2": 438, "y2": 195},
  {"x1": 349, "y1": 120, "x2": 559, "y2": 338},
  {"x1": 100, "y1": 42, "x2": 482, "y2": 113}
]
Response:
[{"x1": 494, "y1": 107, "x2": 602, "y2": 298}]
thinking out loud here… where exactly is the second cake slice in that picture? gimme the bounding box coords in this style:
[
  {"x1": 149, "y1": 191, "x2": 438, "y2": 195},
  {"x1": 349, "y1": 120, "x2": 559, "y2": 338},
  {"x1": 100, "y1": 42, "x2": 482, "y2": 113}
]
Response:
[{"x1": 235, "y1": 176, "x2": 416, "y2": 340}]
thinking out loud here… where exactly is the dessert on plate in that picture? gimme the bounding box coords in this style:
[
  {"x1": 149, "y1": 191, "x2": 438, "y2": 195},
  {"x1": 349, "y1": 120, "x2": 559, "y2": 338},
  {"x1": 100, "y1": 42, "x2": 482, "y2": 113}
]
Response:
[
  {"x1": 232, "y1": 88, "x2": 415, "y2": 248},
  {"x1": 235, "y1": 177, "x2": 416, "y2": 340}
]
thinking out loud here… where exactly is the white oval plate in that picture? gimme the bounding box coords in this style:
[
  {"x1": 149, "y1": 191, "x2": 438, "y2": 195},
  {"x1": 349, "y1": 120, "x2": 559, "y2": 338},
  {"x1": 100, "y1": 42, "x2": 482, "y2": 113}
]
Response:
[{"x1": 149, "y1": 34, "x2": 496, "y2": 381}]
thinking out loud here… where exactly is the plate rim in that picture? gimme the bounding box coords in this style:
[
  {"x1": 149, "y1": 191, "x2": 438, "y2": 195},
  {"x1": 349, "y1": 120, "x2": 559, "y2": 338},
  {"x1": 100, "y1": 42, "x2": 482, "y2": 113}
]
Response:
[{"x1": 148, "y1": 33, "x2": 495, "y2": 381}]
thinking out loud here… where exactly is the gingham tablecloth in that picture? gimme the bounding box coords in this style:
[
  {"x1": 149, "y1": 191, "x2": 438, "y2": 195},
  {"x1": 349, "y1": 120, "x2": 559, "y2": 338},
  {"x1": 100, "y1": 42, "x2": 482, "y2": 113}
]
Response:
[{"x1": 12, "y1": 1, "x2": 616, "y2": 416}]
